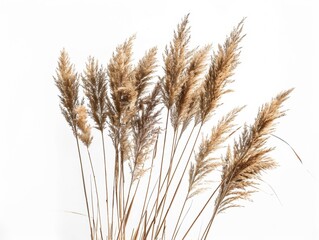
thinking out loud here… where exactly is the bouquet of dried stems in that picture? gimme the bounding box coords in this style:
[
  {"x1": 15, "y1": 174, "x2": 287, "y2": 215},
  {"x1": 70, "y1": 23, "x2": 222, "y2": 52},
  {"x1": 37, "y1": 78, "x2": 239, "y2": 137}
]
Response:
[{"x1": 54, "y1": 14, "x2": 293, "y2": 240}]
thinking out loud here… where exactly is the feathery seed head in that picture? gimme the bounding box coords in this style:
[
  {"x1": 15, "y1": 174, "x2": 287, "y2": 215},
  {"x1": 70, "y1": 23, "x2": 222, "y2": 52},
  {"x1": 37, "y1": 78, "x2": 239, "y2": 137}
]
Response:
[
  {"x1": 54, "y1": 49, "x2": 80, "y2": 134},
  {"x1": 215, "y1": 89, "x2": 292, "y2": 214},
  {"x1": 199, "y1": 19, "x2": 245, "y2": 123},
  {"x1": 82, "y1": 57, "x2": 108, "y2": 131},
  {"x1": 75, "y1": 105, "x2": 93, "y2": 147},
  {"x1": 188, "y1": 107, "x2": 243, "y2": 198},
  {"x1": 161, "y1": 14, "x2": 192, "y2": 109}
]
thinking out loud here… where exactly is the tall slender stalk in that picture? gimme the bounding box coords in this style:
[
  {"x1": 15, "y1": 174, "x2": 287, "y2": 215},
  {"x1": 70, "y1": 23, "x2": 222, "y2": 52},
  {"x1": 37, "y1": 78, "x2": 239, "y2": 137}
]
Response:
[
  {"x1": 154, "y1": 123, "x2": 203, "y2": 238},
  {"x1": 171, "y1": 195, "x2": 187, "y2": 239},
  {"x1": 152, "y1": 110, "x2": 169, "y2": 239},
  {"x1": 201, "y1": 202, "x2": 219, "y2": 240},
  {"x1": 75, "y1": 136, "x2": 94, "y2": 240},
  {"x1": 153, "y1": 123, "x2": 196, "y2": 235},
  {"x1": 101, "y1": 131, "x2": 111, "y2": 239},
  {"x1": 181, "y1": 182, "x2": 221, "y2": 240},
  {"x1": 87, "y1": 148, "x2": 104, "y2": 240}
]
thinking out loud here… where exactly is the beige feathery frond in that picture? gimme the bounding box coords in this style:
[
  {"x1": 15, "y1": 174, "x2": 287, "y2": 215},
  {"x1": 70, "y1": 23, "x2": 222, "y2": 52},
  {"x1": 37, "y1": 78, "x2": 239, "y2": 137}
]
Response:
[
  {"x1": 214, "y1": 89, "x2": 293, "y2": 214},
  {"x1": 199, "y1": 19, "x2": 245, "y2": 124},
  {"x1": 172, "y1": 45, "x2": 211, "y2": 131},
  {"x1": 107, "y1": 36, "x2": 137, "y2": 162},
  {"x1": 82, "y1": 57, "x2": 108, "y2": 131},
  {"x1": 132, "y1": 83, "x2": 162, "y2": 180},
  {"x1": 107, "y1": 35, "x2": 136, "y2": 119},
  {"x1": 188, "y1": 107, "x2": 243, "y2": 198},
  {"x1": 75, "y1": 105, "x2": 93, "y2": 147},
  {"x1": 134, "y1": 47, "x2": 158, "y2": 100},
  {"x1": 54, "y1": 49, "x2": 80, "y2": 134},
  {"x1": 54, "y1": 16, "x2": 296, "y2": 240},
  {"x1": 161, "y1": 14, "x2": 192, "y2": 109}
]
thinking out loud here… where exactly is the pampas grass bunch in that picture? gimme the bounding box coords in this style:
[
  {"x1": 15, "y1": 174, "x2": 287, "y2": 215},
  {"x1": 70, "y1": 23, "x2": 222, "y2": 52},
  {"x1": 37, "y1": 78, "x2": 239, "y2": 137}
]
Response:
[{"x1": 55, "y1": 15, "x2": 293, "y2": 240}]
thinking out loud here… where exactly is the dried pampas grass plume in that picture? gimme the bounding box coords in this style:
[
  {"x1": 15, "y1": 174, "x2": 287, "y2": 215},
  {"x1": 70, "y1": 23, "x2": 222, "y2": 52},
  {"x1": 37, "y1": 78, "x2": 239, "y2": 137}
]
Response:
[
  {"x1": 188, "y1": 107, "x2": 243, "y2": 198},
  {"x1": 54, "y1": 49, "x2": 80, "y2": 134},
  {"x1": 82, "y1": 57, "x2": 108, "y2": 132},
  {"x1": 75, "y1": 105, "x2": 93, "y2": 147},
  {"x1": 199, "y1": 19, "x2": 245, "y2": 124},
  {"x1": 172, "y1": 44, "x2": 211, "y2": 131},
  {"x1": 215, "y1": 89, "x2": 293, "y2": 214},
  {"x1": 54, "y1": 15, "x2": 296, "y2": 240},
  {"x1": 200, "y1": 89, "x2": 293, "y2": 239},
  {"x1": 161, "y1": 14, "x2": 192, "y2": 110}
]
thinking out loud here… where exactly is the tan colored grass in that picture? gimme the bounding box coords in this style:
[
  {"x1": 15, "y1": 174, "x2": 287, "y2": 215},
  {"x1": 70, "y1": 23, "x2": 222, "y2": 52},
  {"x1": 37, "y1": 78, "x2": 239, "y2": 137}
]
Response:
[
  {"x1": 198, "y1": 19, "x2": 245, "y2": 124},
  {"x1": 54, "y1": 49, "x2": 80, "y2": 134},
  {"x1": 55, "y1": 15, "x2": 294, "y2": 240},
  {"x1": 54, "y1": 49, "x2": 95, "y2": 239},
  {"x1": 216, "y1": 89, "x2": 293, "y2": 214},
  {"x1": 172, "y1": 44, "x2": 211, "y2": 131},
  {"x1": 160, "y1": 14, "x2": 192, "y2": 110},
  {"x1": 75, "y1": 105, "x2": 93, "y2": 147},
  {"x1": 200, "y1": 89, "x2": 293, "y2": 239},
  {"x1": 188, "y1": 107, "x2": 243, "y2": 199},
  {"x1": 82, "y1": 57, "x2": 108, "y2": 131}
]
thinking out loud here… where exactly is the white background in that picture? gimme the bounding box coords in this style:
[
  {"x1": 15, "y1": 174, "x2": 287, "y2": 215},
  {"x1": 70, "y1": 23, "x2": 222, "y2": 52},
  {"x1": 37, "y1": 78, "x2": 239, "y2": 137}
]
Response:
[{"x1": 0, "y1": 0, "x2": 318, "y2": 239}]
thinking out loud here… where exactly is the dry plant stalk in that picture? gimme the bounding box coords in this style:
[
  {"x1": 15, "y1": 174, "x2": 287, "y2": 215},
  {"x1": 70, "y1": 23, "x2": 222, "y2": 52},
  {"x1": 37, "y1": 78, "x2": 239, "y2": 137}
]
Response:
[{"x1": 55, "y1": 15, "x2": 293, "y2": 240}]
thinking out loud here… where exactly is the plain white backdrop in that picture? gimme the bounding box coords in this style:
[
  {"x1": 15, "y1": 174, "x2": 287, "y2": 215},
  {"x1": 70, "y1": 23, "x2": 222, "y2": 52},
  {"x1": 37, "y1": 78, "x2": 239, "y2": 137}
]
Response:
[{"x1": 0, "y1": 0, "x2": 318, "y2": 239}]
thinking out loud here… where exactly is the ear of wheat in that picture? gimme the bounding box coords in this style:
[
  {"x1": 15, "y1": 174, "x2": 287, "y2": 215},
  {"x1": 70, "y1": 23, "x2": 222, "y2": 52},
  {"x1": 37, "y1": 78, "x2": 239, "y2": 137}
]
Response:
[{"x1": 55, "y1": 15, "x2": 293, "y2": 240}]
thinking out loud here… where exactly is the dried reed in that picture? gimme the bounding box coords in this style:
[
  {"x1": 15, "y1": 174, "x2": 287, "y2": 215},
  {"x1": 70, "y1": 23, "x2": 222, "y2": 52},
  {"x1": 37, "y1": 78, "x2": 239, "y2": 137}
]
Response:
[{"x1": 55, "y1": 15, "x2": 293, "y2": 240}]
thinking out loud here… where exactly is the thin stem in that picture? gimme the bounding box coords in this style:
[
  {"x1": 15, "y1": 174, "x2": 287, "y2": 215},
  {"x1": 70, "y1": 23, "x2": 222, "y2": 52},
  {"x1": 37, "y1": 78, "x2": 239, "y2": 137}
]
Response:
[
  {"x1": 202, "y1": 165, "x2": 239, "y2": 240},
  {"x1": 111, "y1": 145, "x2": 120, "y2": 240},
  {"x1": 152, "y1": 110, "x2": 170, "y2": 239},
  {"x1": 116, "y1": 171, "x2": 134, "y2": 240},
  {"x1": 174, "y1": 200, "x2": 193, "y2": 239},
  {"x1": 156, "y1": 124, "x2": 190, "y2": 225},
  {"x1": 155, "y1": 123, "x2": 203, "y2": 238},
  {"x1": 201, "y1": 198, "x2": 220, "y2": 240},
  {"x1": 135, "y1": 136, "x2": 158, "y2": 239},
  {"x1": 161, "y1": 124, "x2": 195, "y2": 196},
  {"x1": 87, "y1": 148, "x2": 104, "y2": 240},
  {"x1": 181, "y1": 182, "x2": 222, "y2": 240},
  {"x1": 124, "y1": 178, "x2": 141, "y2": 235},
  {"x1": 171, "y1": 194, "x2": 188, "y2": 239},
  {"x1": 156, "y1": 129, "x2": 177, "y2": 234},
  {"x1": 144, "y1": 123, "x2": 196, "y2": 237},
  {"x1": 118, "y1": 152, "x2": 124, "y2": 239},
  {"x1": 142, "y1": 134, "x2": 158, "y2": 217},
  {"x1": 167, "y1": 129, "x2": 178, "y2": 181},
  {"x1": 75, "y1": 136, "x2": 93, "y2": 240},
  {"x1": 90, "y1": 177, "x2": 97, "y2": 240},
  {"x1": 101, "y1": 131, "x2": 110, "y2": 239},
  {"x1": 156, "y1": 110, "x2": 170, "y2": 206}
]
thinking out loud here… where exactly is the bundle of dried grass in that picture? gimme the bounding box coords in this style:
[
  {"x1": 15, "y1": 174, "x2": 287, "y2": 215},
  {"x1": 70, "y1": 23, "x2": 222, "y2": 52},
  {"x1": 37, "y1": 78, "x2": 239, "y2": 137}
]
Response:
[
  {"x1": 55, "y1": 15, "x2": 294, "y2": 240},
  {"x1": 55, "y1": 49, "x2": 95, "y2": 239}
]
